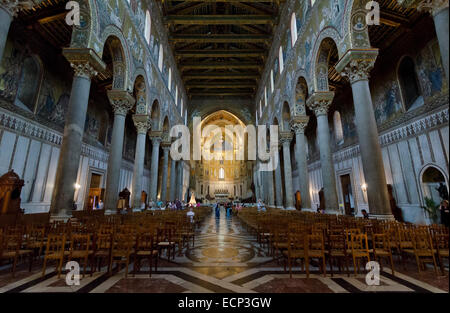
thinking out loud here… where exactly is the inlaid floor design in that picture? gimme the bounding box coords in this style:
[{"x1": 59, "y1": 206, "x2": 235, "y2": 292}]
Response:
[{"x1": 0, "y1": 211, "x2": 448, "y2": 293}]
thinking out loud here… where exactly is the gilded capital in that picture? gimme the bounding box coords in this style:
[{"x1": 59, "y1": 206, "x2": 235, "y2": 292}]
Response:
[
  {"x1": 0, "y1": 0, "x2": 38, "y2": 17},
  {"x1": 132, "y1": 114, "x2": 151, "y2": 134},
  {"x1": 107, "y1": 90, "x2": 135, "y2": 116},
  {"x1": 306, "y1": 91, "x2": 335, "y2": 117},
  {"x1": 149, "y1": 131, "x2": 163, "y2": 146},
  {"x1": 279, "y1": 131, "x2": 293, "y2": 145},
  {"x1": 398, "y1": 0, "x2": 449, "y2": 16},
  {"x1": 335, "y1": 49, "x2": 378, "y2": 84},
  {"x1": 63, "y1": 48, "x2": 106, "y2": 80},
  {"x1": 290, "y1": 115, "x2": 310, "y2": 135}
]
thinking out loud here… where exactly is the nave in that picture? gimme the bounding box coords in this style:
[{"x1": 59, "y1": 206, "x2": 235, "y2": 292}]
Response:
[{"x1": 0, "y1": 207, "x2": 448, "y2": 294}]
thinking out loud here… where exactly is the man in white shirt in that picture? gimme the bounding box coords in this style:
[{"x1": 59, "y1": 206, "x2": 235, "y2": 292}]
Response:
[{"x1": 187, "y1": 207, "x2": 195, "y2": 223}]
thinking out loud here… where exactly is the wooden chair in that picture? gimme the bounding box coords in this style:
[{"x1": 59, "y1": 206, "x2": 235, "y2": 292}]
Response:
[
  {"x1": 133, "y1": 232, "x2": 159, "y2": 277},
  {"x1": 42, "y1": 234, "x2": 66, "y2": 278},
  {"x1": 283, "y1": 232, "x2": 307, "y2": 278},
  {"x1": 68, "y1": 234, "x2": 92, "y2": 278},
  {"x1": 157, "y1": 227, "x2": 176, "y2": 261},
  {"x1": 91, "y1": 234, "x2": 112, "y2": 276},
  {"x1": 350, "y1": 233, "x2": 371, "y2": 275},
  {"x1": 110, "y1": 234, "x2": 134, "y2": 277},
  {"x1": 434, "y1": 233, "x2": 449, "y2": 275},
  {"x1": 23, "y1": 225, "x2": 46, "y2": 259},
  {"x1": 307, "y1": 233, "x2": 326, "y2": 277},
  {"x1": 404, "y1": 231, "x2": 438, "y2": 275},
  {"x1": 0, "y1": 232, "x2": 33, "y2": 277},
  {"x1": 328, "y1": 234, "x2": 350, "y2": 277},
  {"x1": 372, "y1": 233, "x2": 395, "y2": 275}
]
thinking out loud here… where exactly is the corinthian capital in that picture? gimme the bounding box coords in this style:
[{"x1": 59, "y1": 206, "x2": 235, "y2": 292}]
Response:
[
  {"x1": 0, "y1": 0, "x2": 38, "y2": 17},
  {"x1": 290, "y1": 115, "x2": 310, "y2": 135},
  {"x1": 63, "y1": 48, "x2": 106, "y2": 80},
  {"x1": 149, "y1": 131, "x2": 163, "y2": 146},
  {"x1": 108, "y1": 90, "x2": 135, "y2": 116},
  {"x1": 279, "y1": 131, "x2": 293, "y2": 145},
  {"x1": 399, "y1": 0, "x2": 449, "y2": 16},
  {"x1": 335, "y1": 49, "x2": 379, "y2": 84},
  {"x1": 306, "y1": 91, "x2": 335, "y2": 117},
  {"x1": 132, "y1": 114, "x2": 151, "y2": 134}
]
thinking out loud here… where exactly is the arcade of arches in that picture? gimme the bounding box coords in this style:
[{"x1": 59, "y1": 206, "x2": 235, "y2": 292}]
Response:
[{"x1": 0, "y1": 0, "x2": 448, "y2": 294}]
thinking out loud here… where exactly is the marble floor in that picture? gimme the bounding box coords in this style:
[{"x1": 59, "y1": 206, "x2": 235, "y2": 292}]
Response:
[{"x1": 0, "y1": 212, "x2": 448, "y2": 293}]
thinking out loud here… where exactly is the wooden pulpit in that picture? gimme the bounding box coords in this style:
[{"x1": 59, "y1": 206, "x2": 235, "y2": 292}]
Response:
[{"x1": 0, "y1": 170, "x2": 25, "y2": 215}]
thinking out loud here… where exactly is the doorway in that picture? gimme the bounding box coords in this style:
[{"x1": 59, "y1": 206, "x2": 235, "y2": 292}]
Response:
[
  {"x1": 85, "y1": 173, "x2": 104, "y2": 211},
  {"x1": 340, "y1": 174, "x2": 355, "y2": 216}
]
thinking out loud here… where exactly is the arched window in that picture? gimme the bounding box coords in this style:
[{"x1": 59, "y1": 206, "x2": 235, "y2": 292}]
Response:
[
  {"x1": 264, "y1": 87, "x2": 267, "y2": 106},
  {"x1": 279, "y1": 47, "x2": 284, "y2": 73},
  {"x1": 15, "y1": 56, "x2": 41, "y2": 112},
  {"x1": 168, "y1": 68, "x2": 172, "y2": 91},
  {"x1": 333, "y1": 111, "x2": 344, "y2": 144},
  {"x1": 158, "y1": 44, "x2": 164, "y2": 71},
  {"x1": 398, "y1": 56, "x2": 421, "y2": 111},
  {"x1": 144, "y1": 10, "x2": 151, "y2": 45},
  {"x1": 270, "y1": 70, "x2": 274, "y2": 93},
  {"x1": 311, "y1": 0, "x2": 317, "y2": 6},
  {"x1": 175, "y1": 85, "x2": 178, "y2": 105},
  {"x1": 219, "y1": 167, "x2": 225, "y2": 180},
  {"x1": 290, "y1": 13, "x2": 298, "y2": 47}
]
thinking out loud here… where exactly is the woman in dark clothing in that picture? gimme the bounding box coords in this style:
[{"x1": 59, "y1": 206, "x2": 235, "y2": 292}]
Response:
[{"x1": 440, "y1": 200, "x2": 449, "y2": 227}]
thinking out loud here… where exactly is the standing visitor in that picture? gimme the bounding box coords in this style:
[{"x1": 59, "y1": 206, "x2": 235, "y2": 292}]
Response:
[{"x1": 440, "y1": 200, "x2": 449, "y2": 227}]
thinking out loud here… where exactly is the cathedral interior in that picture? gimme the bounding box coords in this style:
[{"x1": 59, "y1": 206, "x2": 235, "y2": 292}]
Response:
[{"x1": 0, "y1": 0, "x2": 448, "y2": 297}]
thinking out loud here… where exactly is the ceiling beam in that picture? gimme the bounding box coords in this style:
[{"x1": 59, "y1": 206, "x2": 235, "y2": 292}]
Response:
[
  {"x1": 161, "y1": 0, "x2": 281, "y2": 2},
  {"x1": 190, "y1": 92, "x2": 254, "y2": 97},
  {"x1": 186, "y1": 83, "x2": 257, "y2": 89},
  {"x1": 175, "y1": 49, "x2": 265, "y2": 58},
  {"x1": 180, "y1": 62, "x2": 262, "y2": 70},
  {"x1": 183, "y1": 73, "x2": 260, "y2": 80},
  {"x1": 170, "y1": 34, "x2": 270, "y2": 44},
  {"x1": 379, "y1": 9, "x2": 411, "y2": 27},
  {"x1": 165, "y1": 15, "x2": 275, "y2": 25}
]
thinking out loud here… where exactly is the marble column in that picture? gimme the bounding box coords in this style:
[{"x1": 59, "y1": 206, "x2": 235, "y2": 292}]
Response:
[
  {"x1": 291, "y1": 116, "x2": 311, "y2": 209},
  {"x1": 306, "y1": 92, "x2": 339, "y2": 213},
  {"x1": 280, "y1": 132, "x2": 295, "y2": 209},
  {"x1": 267, "y1": 167, "x2": 275, "y2": 206},
  {"x1": 274, "y1": 145, "x2": 284, "y2": 208},
  {"x1": 160, "y1": 143, "x2": 171, "y2": 201},
  {"x1": 432, "y1": 1, "x2": 449, "y2": 85},
  {"x1": 149, "y1": 132, "x2": 162, "y2": 202},
  {"x1": 169, "y1": 159, "x2": 177, "y2": 201},
  {"x1": 413, "y1": 0, "x2": 449, "y2": 85},
  {"x1": 176, "y1": 161, "x2": 184, "y2": 200},
  {"x1": 0, "y1": 1, "x2": 34, "y2": 62},
  {"x1": 105, "y1": 91, "x2": 135, "y2": 211},
  {"x1": 50, "y1": 49, "x2": 105, "y2": 217},
  {"x1": 336, "y1": 49, "x2": 393, "y2": 219},
  {"x1": 131, "y1": 115, "x2": 150, "y2": 209}
]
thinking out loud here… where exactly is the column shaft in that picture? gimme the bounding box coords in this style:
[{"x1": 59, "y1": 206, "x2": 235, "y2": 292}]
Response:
[
  {"x1": 169, "y1": 159, "x2": 177, "y2": 201},
  {"x1": 316, "y1": 114, "x2": 339, "y2": 212},
  {"x1": 282, "y1": 142, "x2": 295, "y2": 209},
  {"x1": 160, "y1": 147, "x2": 170, "y2": 201},
  {"x1": 294, "y1": 131, "x2": 311, "y2": 209},
  {"x1": 131, "y1": 131, "x2": 147, "y2": 209},
  {"x1": 267, "y1": 169, "x2": 275, "y2": 206},
  {"x1": 105, "y1": 112, "x2": 126, "y2": 210},
  {"x1": 433, "y1": 7, "x2": 449, "y2": 85},
  {"x1": 51, "y1": 75, "x2": 92, "y2": 216},
  {"x1": 150, "y1": 138, "x2": 161, "y2": 201},
  {"x1": 351, "y1": 79, "x2": 392, "y2": 218},
  {"x1": 274, "y1": 148, "x2": 284, "y2": 207},
  {"x1": 0, "y1": 7, "x2": 12, "y2": 64}
]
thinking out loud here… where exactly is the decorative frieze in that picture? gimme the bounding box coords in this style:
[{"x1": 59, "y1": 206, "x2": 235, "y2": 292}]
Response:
[{"x1": 0, "y1": 0, "x2": 38, "y2": 17}]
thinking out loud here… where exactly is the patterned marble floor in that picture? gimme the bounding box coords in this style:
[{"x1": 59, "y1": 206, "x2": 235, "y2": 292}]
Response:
[{"x1": 0, "y1": 210, "x2": 448, "y2": 293}]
